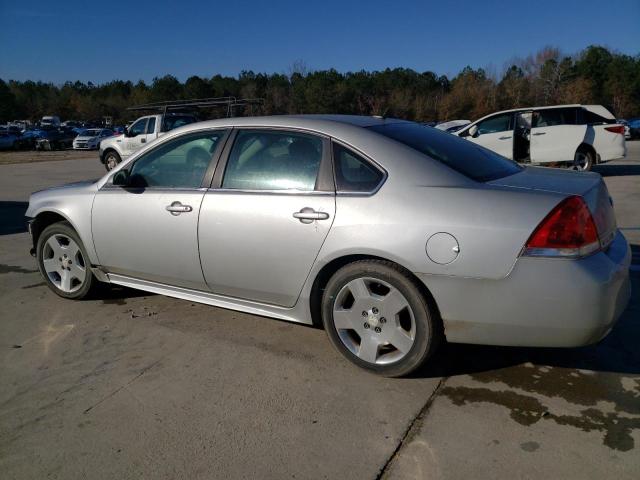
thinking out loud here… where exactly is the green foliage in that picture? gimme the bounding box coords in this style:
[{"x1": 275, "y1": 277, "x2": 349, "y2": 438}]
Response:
[{"x1": 1, "y1": 45, "x2": 639, "y2": 124}]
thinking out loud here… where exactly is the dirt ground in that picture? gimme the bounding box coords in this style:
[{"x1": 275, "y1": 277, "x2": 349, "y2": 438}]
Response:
[{"x1": 0, "y1": 149, "x2": 97, "y2": 165}]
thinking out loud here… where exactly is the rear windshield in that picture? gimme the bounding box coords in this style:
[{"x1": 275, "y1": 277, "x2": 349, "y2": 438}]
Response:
[{"x1": 368, "y1": 122, "x2": 522, "y2": 182}]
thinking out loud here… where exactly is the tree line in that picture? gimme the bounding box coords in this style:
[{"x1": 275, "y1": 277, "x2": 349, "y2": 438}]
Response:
[{"x1": 0, "y1": 45, "x2": 638, "y2": 125}]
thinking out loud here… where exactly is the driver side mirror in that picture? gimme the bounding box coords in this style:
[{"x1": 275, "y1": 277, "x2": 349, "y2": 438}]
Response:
[
  {"x1": 468, "y1": 125, "x2": 479, "y2": 138},
  {"x1": 112, "y1": 169, "x2": 130, "y2": 186}
]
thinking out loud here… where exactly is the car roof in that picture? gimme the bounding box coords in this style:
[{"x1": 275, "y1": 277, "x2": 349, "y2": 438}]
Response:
[
  {"x1": 482, "y1": 104, "x2": 583, "y2": 116},
  {"x1": 174, "y1": 114, "x2": 408, "y2": 133}
]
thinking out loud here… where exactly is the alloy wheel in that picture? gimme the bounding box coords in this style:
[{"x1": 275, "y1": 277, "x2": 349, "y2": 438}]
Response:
[
  {"x1": 106, "y1": 156, "x2": 118, "y2": 171},
  {"x1": 41, "y1": 234, "x2": 87, "y2": 293},
  {"x1": 572, "y1": 151, "x2": 590, "y2": 171},
  {"x1": 332, "y1": 277, "x2": 416, "y2": 365}
]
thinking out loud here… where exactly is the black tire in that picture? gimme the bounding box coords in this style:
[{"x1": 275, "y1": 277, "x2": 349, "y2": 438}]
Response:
[
  {"x1": 572, "y1": 147, "x2": 594, "y2": 171},
  {"x1": 321, "y1": 260, "x2": 442, "y2": 377},
  {"x1": 104, "y1": 151, "x2": 121, "y2": 171},
  {"x1": 36, "y1": 221, "x2": 97, "y2": 300}
]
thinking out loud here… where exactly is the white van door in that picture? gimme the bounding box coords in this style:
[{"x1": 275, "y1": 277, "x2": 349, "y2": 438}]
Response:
[
  {"x1": 464, "y1": 112, "x2": 514, "y2": 159},
  {"x1": 530, "y1": 108, "x2": 587, "y2": 163}
]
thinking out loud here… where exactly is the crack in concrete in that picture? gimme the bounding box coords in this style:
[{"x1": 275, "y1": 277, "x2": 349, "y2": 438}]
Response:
[
  {"x1": 82, "y1": 358, "x2": 163, "y2": 414},
  {"x1": 376, "y1": 377, "x2": 447, "y2": 480}
]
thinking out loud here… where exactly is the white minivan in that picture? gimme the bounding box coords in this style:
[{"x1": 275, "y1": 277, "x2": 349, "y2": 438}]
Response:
[{"x1": 455, "y1": 105, "x2": 626, "y2": 170}]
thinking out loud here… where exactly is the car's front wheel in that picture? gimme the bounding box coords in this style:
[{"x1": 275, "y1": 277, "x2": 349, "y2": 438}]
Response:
[
  {"x1": 104, "y1": 151, "x2": 121, "y2": 171},
  {"x1": 322, "y1": 260, "x2": 441, "y2": 377},
  {"x1": 37, "y1": 222, "x2": 97, "y2": 299}
]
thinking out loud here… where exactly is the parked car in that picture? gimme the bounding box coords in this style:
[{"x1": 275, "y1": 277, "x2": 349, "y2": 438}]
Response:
[
  {"x1": 0, "y1": 131, "x2": 19, "y2": 150},
  {"x1": 99, "y1": 113, "x2": 198, "y2": 170},
  {"x1": 34, "y1": 128, "x2": 76, "y2": 150},
  {"x1": 455, "y1": 105, "x2": 626, "y2": 171},
  {"x1": 40, "y1": 116, "x2": 61, "y2": 128},
  {"x1": 435, "y1": 120, "x2": 471, "y2": 133},
  {"x1": 25, "y1": 115, "x2": 631, "y2": 377},
  {"x1": 73, "y1": 128, "x2": 114, "y2": 150},
  {"x1": 628, "y1": 118, "x2": 640, "y2": 140},
  {"x1": 617, "y1": 119, "x2": 631, "y2": 140},
  {"x1": 11, "y1": 120, "x2": 32, "y2": 131},
  {"x1": 15, "y1": 129, "x2": 44, "y2": 150}
]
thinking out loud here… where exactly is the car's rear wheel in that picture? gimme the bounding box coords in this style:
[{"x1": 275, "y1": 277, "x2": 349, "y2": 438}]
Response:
[
  {"x1": 322, "y1": 260, "x2": 441, "y2": 377},
  {"x1": 104, "y1": 151, "x2": 121, "y2": 171},
  {"x1": 572, "y1": 148, "x2": 594, "y2": 171},
  {"x1": 37, "y1": 222, "x2": 96, "y2": 299}
]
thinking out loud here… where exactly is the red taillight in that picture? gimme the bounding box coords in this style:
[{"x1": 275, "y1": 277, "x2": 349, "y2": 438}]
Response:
[
  {"x1": 523, "y1": 196, "x2": 600, "y2": 257},
  {"x1": 605, "y1": 125, "x2": 625, "y2": 135}
]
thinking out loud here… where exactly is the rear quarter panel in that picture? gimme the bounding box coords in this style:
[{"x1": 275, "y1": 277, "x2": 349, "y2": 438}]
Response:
[
  {"x1": 315, "y1": 179, "x2": 565, "y2": 280},
  {"x1": 593, "y1": 124, "x2": 626, "y2": 162}
]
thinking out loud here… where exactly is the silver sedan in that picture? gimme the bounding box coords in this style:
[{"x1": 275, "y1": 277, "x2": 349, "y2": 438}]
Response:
[{"x1": 26, "y1": 115, "x2": 631, "y2": 376}]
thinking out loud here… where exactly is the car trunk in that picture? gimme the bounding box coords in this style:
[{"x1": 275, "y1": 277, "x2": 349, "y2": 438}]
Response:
[{"x1": 487, "y1": 167, "x2": 617, "y2": 248}]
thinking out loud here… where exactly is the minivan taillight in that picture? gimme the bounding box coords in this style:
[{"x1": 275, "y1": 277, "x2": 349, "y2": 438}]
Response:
[
  {"x1": 605, "y1": 125, "x2": 625, "y2": 135},
  {"x1": 523, "y1": 196, "x2": 600, "y2": 258}
]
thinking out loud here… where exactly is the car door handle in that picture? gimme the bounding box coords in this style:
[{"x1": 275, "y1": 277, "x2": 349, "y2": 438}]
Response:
[
  {"x1": 293, "y1": 208, "x2": 330, "y2": 224},
  {"x1": 498, "y1": 136, "x2": 512, "y2": 140},
  {"x1": 532, "y1": 132, "x2": 546, "y2": 136},
  {"x1": 166, "y1": 201, "x2": 193, "y2": 215}
]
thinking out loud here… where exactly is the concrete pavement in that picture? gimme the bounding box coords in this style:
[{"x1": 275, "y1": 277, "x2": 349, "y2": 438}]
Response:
[{"x1": 0, "y1": 144, "x2": 638, "y2": 479}]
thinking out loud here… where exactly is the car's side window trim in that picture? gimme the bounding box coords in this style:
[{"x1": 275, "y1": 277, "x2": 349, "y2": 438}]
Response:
[
  {"x1": 330, "y1": 139, "x2": 387, "y2": 196},
  {"x1": 101, "y1": 128, "x2": 230, "y2": 192},
  {"x1": 209, "y1": 127, "x2": 334, "y2": 194}
]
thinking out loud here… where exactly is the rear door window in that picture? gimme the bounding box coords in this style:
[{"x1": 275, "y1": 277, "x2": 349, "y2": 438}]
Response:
[
  {"x1": 533, "y1": 108, "x2": 578, "y2": 127},
  {"x1": 222, "y1": 130, "x2": 323, "y2": 191},
  {"x1": 163, "y1": 115, "x2": 197, "y2": 132}
]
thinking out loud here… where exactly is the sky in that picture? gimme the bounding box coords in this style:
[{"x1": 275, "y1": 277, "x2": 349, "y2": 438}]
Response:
[{"x1": 1, "y1": 0, "x2": 639, "y2": 84}]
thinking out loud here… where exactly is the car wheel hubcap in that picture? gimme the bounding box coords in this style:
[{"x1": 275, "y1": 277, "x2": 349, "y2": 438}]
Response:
[
  {"x1": 42, "y1": 234, "x2": 86, "y2": 293},
  {"x1": 573, "y1": 152, "x2": 589, "y2": 170},
  {"x1": 333, "y1": 277, "x2": 416, "y2": 365},
  {"x1": 106, "y1": 156, "x2": 117, "y2": 170}
]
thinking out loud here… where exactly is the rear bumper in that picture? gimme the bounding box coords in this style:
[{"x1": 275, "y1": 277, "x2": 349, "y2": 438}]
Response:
[{"x1": 419, "y1": 230, "x2": 631, "y2": 347}]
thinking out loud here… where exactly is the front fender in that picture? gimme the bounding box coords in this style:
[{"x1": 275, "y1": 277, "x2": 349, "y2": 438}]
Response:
[{"x1": 27, "y1": 184, "x2": 99, "y2": 265}]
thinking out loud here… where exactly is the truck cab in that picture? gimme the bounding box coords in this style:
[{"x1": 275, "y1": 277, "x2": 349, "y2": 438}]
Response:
[{"x1": 99, "y1": 113, "x2": 197, "y2": 170}]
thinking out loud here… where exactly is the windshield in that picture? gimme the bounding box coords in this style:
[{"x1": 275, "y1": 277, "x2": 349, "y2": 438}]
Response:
[
  {"x1": 82, "y1": 129, "x2": 101, "y2": 136},
  {"x1": 368, "y1": 122, "x2": 522, "y2": 182}
]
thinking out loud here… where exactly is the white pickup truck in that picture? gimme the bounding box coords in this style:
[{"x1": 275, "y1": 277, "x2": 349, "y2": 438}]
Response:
[{"x1": 99, "y1": 112, "x2": 197, "y2": 170}]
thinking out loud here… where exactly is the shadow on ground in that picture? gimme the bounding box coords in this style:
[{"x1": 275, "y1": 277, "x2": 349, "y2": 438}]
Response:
[
  {"x1": 418, "y1": 263, "x2": 640, "y2": 379},
  {"x1": 0, "y1": 201, "x2": 28, "y2": 235},
  {"x1": 99, "y1": 285, "x2": 156, "y2": 305},
  {"x1": 593, "y1": 163, "x2": 640, "y2": 177}
]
